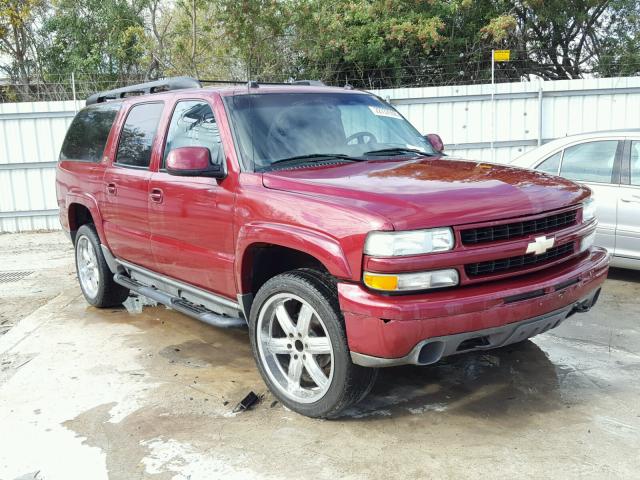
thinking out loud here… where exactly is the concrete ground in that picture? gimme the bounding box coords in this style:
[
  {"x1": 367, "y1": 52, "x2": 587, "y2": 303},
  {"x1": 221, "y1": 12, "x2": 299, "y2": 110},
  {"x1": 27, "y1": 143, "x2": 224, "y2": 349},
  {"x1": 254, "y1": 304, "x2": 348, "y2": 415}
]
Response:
[{"x1": 0, "y1": 232, "x2": 639, "y2": 480}]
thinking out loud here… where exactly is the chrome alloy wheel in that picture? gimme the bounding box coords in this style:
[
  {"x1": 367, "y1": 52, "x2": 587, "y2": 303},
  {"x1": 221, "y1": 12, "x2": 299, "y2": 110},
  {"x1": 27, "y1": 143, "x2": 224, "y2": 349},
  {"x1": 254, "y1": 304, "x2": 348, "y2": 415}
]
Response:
[
  {"x1": 257, "y1": 293, "x2": 334, "y2": 403},
  {"x1": 76, "y1": 235, "x2": 100, "y2": 299}
]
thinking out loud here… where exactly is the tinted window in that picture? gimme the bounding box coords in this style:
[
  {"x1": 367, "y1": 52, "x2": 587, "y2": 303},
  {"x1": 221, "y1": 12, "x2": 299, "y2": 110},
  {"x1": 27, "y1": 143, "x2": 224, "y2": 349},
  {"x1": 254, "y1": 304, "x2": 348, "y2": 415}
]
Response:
[
  {"x1": 59, "y1": 103, "x2": 120, "y2": 162},
  {"x1": 631, "y1": 141, "x2": 640, "y2": 186},
  {"x1": 536, "y1": 151, "x2": 561, "y2": 175},
  {"x1": 560, "y1": 140, "x2": 618, "y2": 183},
  {"x1": 164, "y1": 100, "x2": 223, "y2": 167},
  {"x1": 115, "y1": 102, "x2": 164, "y2": 168}
]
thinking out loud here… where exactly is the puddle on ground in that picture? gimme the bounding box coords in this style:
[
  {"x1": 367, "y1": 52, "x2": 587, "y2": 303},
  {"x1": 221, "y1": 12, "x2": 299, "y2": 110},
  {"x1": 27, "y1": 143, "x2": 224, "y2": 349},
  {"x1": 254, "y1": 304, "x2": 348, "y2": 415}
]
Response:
[
  {"x1": 341, "y1": 336, "x2": 640, "y2": 420},
  {"x1": 159, "y1": 339, "x2": 236, "y2": 368},
  {"x1": 74, "y1": 283, "x2": 640, "y2": 427}
]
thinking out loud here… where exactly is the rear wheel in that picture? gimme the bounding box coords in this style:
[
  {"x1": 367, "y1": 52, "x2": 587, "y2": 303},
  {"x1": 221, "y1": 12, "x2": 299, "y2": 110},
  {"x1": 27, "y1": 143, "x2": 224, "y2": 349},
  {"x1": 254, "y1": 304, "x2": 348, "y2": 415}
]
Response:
[
  {"x1": 75, "y1": 224, "x2": 129, "y2": 307},
  {"x1": 249, "y1": 269, "x2": 377, "y2": 418}
]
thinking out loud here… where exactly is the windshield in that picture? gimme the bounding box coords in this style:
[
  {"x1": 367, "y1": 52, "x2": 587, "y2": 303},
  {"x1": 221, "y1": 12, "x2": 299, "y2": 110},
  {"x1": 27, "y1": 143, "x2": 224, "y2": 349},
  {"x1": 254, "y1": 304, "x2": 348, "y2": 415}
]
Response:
[{"x1": 224, "y1": 92, "x2": 435, "y2": 170}]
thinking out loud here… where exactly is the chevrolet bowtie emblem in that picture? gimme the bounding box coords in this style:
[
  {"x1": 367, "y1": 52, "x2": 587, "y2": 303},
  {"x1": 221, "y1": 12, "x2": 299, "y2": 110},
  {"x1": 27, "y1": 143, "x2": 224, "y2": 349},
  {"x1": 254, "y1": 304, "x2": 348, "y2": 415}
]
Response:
[{"x1": 526, "y1": 235, "x2": 555, "y2": 255}]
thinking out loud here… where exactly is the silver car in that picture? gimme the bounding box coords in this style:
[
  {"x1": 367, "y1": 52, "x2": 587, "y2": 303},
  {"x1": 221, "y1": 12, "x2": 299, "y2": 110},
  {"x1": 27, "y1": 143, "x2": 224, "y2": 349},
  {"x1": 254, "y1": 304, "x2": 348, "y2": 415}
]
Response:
[{"x1": 511, "y1": 130, "x2": 640, "y2": 269}]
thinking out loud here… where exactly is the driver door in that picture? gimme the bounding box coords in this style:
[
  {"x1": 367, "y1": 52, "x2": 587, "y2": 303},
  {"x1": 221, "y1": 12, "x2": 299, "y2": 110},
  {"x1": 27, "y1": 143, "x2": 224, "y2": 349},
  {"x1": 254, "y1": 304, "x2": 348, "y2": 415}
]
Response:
[{"x1": 148, "y1": 98, "x2": 236, "y2": 298}]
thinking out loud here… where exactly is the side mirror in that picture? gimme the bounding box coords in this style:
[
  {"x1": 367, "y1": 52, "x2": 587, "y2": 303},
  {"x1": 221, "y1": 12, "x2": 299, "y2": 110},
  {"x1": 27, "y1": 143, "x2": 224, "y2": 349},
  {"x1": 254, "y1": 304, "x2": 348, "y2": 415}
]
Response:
[
  {"x1": 426, "y1": 133, "x2": 444, "y2": 153},
  {"x1": 166, "y1": 146, "x2": 226, "y2": 179}
]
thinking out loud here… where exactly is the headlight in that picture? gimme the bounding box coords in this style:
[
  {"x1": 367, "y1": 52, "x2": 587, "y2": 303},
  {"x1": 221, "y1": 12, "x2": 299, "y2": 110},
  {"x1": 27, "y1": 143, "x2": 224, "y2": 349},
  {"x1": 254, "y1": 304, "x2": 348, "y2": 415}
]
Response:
[
  {"x1": 364, "y1": 228, "x2": 454, "y2": 256},
  {"x1": 363, "y1": 269, "x2": 459, "y2": 292},
  {"x1": 582, "y1": 197, "x2": 596, "y2": 223}
]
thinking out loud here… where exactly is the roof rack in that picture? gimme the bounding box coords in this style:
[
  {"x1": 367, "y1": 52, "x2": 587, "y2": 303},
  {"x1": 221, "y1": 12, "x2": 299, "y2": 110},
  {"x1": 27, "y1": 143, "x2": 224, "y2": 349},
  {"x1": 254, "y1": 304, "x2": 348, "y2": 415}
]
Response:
[
  {"x1": 245, "y1": 79, "x2": 326, "y2": 88},
  {"x1": 86, "y1": 76, "x2": 202, "y2": 105}
]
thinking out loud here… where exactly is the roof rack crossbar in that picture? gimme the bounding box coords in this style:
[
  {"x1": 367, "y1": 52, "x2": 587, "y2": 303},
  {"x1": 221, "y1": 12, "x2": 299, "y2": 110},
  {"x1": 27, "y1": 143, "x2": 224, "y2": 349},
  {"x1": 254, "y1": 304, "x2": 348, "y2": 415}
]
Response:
[{"x1": 86, "y1": 76, "x2": 202, "y2": 105}]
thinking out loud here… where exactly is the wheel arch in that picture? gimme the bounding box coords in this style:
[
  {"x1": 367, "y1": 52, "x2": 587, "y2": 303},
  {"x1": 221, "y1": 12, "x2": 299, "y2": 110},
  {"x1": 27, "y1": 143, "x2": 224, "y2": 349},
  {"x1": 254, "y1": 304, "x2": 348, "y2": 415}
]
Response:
[
  {"x1": 66, "y1": 193, "x2": 106, "y2": 245},
  {"x1": 236, "y1": 222, "x2": 352, "y2": 298}
]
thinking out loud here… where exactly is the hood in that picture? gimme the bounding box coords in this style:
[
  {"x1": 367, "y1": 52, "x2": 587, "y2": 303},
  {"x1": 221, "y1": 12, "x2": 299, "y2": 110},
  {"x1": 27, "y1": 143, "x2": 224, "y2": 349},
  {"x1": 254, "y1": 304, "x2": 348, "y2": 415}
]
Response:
[{"x1": 262, "y1": 158, "x2": 591, "y2": 231}]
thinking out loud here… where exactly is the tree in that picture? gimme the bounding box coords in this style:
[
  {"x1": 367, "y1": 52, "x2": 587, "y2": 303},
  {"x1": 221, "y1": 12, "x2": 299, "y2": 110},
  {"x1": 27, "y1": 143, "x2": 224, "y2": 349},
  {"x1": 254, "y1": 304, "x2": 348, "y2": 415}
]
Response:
[
  {"x1": 479, "y1": 0, "x2": 640, "y2": 81},
  {"x1": 290, "y1": 0, "x2": 450, "y2": 88},
  {"x1": 288, "y1": 0, "x2": 640, "y2": 87},
  {"x1": 3, "y1": 0, "x2": 640, "y2": 98},
  {"x1": 214, "y1": 0, "x2": 292, "y2": 80},
  {"x1": 39, "y1": 0, "x2": 148, "y2": 81},
  {"x1": 160, "y1": 0, "x2": 236, "y2": 79},
  {"x1": 591, "y1": 0, "x2": 640, "y2": 77},
  {"x1": 0, "y1": 0, "x2": 44, "y2": 83}
]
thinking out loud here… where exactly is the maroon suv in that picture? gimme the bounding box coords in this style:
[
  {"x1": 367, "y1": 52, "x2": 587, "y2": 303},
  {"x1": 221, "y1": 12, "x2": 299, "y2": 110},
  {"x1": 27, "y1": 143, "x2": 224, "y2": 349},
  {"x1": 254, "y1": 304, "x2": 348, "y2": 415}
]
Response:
[{"x1": 56, "y1": 77, "x2": 609, "y2": 418}]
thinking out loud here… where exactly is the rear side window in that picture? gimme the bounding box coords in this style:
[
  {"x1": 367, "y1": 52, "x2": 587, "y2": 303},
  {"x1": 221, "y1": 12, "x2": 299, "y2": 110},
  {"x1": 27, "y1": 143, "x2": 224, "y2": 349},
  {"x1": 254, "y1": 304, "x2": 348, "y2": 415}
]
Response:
[
  {"x1": 59, "y1": 103, "x2": 120, "y2": 162},
  {"x1": 536, "y1": 151, "x2": 561, "y2": 175},
  {"x1": 115, "y1": 102, "x2": 164, "y2": 168},
  {"x1": 560, "y1": 140, "x2": 618, "y2": 183}
]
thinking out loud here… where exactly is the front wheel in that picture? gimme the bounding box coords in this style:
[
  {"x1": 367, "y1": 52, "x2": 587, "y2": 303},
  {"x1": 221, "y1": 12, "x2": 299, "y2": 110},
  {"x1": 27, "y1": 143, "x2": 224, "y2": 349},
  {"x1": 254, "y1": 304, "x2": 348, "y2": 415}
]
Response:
[
  {"x1": 249, "y1": 269, "x2": 377, "y2": 418},
  {"x1": 74, "y1": 224, "x2": 129, "y2": 308}
]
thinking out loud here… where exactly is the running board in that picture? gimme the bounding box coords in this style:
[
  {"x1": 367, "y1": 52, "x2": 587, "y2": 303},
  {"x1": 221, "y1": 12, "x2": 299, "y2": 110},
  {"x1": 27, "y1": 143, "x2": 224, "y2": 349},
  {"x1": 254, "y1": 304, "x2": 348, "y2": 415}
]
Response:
[{"x1": 114, "y1": 273, "x2": 246, "y2": 329}]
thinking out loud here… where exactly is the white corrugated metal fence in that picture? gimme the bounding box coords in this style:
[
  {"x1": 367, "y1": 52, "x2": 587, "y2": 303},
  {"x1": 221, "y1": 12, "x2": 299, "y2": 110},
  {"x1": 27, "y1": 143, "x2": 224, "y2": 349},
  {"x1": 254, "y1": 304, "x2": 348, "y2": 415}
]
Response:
[
  {"x1": 376, "y1": 76, "x2": 640, "y2": 163},
  {"x1": 0, "y1": 100, "x2": 78, "y2": 232},
  {"x1": 2, "y1": 77, "x2": 640, "y2": 232}
]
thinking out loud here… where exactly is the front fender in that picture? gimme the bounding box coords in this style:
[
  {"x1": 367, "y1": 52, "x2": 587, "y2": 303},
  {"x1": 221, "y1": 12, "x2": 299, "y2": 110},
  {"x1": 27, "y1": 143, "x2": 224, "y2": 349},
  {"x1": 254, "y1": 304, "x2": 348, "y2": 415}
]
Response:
[{"x1": 235, "y1": 222, "x2": 353, "y2": 293}]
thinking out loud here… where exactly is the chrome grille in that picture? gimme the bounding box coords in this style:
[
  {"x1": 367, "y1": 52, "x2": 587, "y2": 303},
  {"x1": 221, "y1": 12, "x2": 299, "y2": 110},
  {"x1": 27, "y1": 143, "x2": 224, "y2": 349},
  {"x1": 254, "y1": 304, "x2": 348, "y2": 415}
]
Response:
[{"x1": 461, "y1": 210, "x2": 577, "y2": 245}]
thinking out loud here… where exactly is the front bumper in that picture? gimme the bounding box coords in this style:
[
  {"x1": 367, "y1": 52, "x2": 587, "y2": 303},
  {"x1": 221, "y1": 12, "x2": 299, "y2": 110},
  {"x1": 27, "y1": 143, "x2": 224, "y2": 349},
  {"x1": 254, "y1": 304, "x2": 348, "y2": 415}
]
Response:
[
  {"x1": 339, "y1": 247, "x2": 609, "y2": 366},
  {"x1": 350, "y1": 289, "x2": 600, "y2": 367}
]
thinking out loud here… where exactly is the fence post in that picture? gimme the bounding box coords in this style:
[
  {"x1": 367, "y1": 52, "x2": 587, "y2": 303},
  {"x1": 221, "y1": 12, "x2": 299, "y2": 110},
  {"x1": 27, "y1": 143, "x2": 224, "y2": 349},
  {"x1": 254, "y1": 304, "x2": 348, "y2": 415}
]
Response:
[
  {"x1": 537, "y1": 78, "x2": 544, "y2": 146},
  {"x1": 71, "y1": 72, "x2": 77, "y2": 113},
  {"x1": 490, "y1": 50, "x2": 495, "y2": 162}
]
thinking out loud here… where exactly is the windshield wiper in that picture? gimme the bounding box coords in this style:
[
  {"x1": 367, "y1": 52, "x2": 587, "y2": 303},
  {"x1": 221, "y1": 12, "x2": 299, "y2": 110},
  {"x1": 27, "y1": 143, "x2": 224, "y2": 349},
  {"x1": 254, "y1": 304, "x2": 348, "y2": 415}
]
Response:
[
  {"x1": 266, "y1": 153, "x2": 363, "y2": 169},
  {"x1": 363, "y1": 147, "x2": 434, "y2": 157}
]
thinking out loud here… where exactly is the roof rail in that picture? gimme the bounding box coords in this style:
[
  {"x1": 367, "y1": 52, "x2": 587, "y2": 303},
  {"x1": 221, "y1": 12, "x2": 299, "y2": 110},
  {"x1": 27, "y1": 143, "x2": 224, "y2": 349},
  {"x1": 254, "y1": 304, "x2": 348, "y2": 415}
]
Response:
[
  {"x1": 198, "y1": 79, "x2": 247, "y2": 85},
  {"x1": 86, "y1": 76, "x2": 201, "y2": 105},
  {"x1": 292, "y1": 80, "x2": 326, "y2": 86},
  {"x1": 245, "y1": 79, "x2": 326, "y2": 88}
]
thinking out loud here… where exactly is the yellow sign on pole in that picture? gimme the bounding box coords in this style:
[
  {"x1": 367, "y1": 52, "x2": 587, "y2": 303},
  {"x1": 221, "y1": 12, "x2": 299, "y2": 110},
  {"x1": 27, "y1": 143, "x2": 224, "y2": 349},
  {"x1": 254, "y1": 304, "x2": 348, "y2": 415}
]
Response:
[{"x1": 493, "y1": 50, "x2": 511, "y2": 62}]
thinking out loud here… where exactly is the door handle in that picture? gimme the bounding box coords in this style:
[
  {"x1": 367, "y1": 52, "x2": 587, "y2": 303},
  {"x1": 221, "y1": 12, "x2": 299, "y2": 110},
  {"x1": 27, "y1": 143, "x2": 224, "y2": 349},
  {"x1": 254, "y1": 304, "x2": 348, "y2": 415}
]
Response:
[
  {"x1": 106, "y1": 183, "x2": 117, "y2": 195},
  {"x1": 150, "y1": 188, "x2": 163, "y2": 203},
  {"x1": 621, "y1": 195, "x2": 640, "y2": 203}
]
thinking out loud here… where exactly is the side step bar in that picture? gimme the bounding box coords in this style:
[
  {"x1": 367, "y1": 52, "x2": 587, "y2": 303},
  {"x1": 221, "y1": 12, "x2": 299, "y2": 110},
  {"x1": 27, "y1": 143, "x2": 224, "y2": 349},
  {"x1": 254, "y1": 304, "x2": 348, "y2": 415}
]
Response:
[{"x1": 114, "y1": 273, "x2": 246, "y2": 329}]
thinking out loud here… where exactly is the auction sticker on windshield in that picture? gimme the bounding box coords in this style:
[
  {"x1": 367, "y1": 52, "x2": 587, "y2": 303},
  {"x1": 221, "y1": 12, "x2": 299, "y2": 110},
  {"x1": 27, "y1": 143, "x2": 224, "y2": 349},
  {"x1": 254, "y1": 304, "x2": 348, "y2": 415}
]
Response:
[{"x1": 369, "y1": 105, "x2": 402, "y2": 119}]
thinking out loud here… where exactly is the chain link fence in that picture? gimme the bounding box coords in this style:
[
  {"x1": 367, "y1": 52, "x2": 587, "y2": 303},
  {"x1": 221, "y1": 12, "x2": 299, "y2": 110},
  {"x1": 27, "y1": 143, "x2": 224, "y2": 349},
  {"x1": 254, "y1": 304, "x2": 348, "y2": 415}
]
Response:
[{"x1": 1, "y1": 50, "x2": 639, "y2": 103}]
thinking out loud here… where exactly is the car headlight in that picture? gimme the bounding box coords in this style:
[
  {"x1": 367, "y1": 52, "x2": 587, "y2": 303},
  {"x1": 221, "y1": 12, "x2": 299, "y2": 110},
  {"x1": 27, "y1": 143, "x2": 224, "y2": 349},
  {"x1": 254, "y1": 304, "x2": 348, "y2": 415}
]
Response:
[
  {"x1": 363, "y1": 269, "x2": 459, "y2": 292},
  {"x1": 582, "y1": 197, "x2": 596, "y2": 223},
  {"x1": 364, "y1": 228, "x2": 454, "y2": 256}
]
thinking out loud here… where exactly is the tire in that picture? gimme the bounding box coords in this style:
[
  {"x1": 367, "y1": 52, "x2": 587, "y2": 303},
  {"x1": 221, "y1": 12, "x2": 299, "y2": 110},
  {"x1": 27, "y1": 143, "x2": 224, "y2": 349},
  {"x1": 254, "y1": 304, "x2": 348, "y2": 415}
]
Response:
[
  {"x1": 249, "y1": 268, "x2": 378, "y2": 418},
  {"x1": 74, "y1": 224, "x2": 129, "y2": 308}
]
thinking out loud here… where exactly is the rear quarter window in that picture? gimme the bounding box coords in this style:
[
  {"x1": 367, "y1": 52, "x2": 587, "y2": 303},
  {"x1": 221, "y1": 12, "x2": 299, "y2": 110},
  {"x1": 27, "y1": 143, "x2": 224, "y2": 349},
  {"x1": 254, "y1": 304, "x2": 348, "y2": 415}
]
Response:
[{"x1": 59, "y1": 103, "x2": 121, "y2": 163}]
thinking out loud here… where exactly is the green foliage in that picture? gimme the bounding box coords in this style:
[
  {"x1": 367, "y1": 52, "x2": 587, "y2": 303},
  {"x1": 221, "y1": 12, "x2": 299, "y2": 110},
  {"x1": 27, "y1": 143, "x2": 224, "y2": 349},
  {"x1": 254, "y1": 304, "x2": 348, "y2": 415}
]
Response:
[
  {"x1": 0, "y1": 0, "x2": 44, "y2": 81},
  {"x1": 1, "y1": 0, "x2": 640, "y2": 94},
  {"x1": 39, "y1": 0, "x2": 148, "y2": 79},
  {"x1": 290, "y1": 0, "x2": 512, "y2": 87},
  {"x1": 591, "y1": 0, "x2": 640, "y2": 77}
]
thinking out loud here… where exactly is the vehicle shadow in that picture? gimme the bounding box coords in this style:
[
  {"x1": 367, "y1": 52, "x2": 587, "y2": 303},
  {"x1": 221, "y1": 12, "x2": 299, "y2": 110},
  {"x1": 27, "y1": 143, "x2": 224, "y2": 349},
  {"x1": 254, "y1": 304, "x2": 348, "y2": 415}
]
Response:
[
  {"x1": 607, "y1": 267, "x2": 640, "y2": 283},
  {"x1": 342, "y1": 340, "x2": 565, "y2": 421}
]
